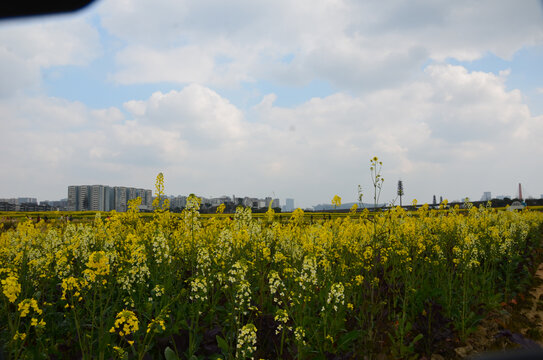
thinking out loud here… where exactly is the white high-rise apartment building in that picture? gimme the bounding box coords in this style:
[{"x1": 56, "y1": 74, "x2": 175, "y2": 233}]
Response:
[
  {"x1": 104, "y1": 186, "x2": 115, "y2": 211},
  {"x1": 68, "y1": 185, "x2": 79, "y2": 211},
  {"x1": 480, "y1": 192, "x2": 492, "y2": 202},
  {"x1": 285, "y1": 198, "x2": 295, "y2": 212},
  {"x1": 91, "y1": 185, "x2": 105, "y2": 211},
  {"x1": 67, "y1": 185, "x2": 152, "y2": 212},
  {"x1": 115, "y1": 187, "x2": 128, "y2": 212},
  {"x1": 78, "y1": 186, "x2": 90, "y2": 211}
]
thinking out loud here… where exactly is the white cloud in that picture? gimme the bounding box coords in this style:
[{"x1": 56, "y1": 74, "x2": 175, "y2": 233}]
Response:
[
  {"x1": 0, "y1": 16, "x2": 101, "y2": 97},
  {"x1": 235, "y1": 64, "x2": 543, "y2": 205},
  {"x1": 0, "y1": 17, "x2": 100, "y2": 66},
  {"x1": 123, "y1": 84, "x2": 248, "y2": 145},
  {"x1": 112, "y1": 45, "x2": 216, "y2": 85},
  {"x1": 2, "y1": 1, "x2": 542, "y2": 98},
  {"x1": 3, "y1": 1, "x2": 543, "y2": 206},
  {"x1": 0, "y1": 47, "x2": 40, "y2": 97},
  {"x1": 1, "y1": 62, "x2": 543, "y2": 206},
  {"x1": 94, "y1": 0, "x2": 543, "y2": 91}
]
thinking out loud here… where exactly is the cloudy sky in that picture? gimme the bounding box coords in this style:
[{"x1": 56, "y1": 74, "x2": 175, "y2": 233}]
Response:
[{"x1": 1, "y1": 0, "x2": 543, "y2": 208}]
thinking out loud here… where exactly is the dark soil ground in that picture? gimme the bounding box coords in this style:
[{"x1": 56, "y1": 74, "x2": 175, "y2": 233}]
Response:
[{"x1": 441, "y1": 263, "x2": 543, "y2": 360}]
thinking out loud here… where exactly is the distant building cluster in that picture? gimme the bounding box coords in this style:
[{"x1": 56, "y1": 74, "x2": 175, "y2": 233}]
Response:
[
  {"x1": 0, "y1": 197, "x2": 37, "y2": 205},
  {"x1": 0, "y1": 197, "x2": 63, "y2": 212},
  {"x1": 168, "y1": 194, "x2": 282, "y2": 211},
  {"x1": 67, "y1": 185, "x2": 152, "y2": 212},
  {"x1": 0, "y1": 189, "x2": 292, "y2": 213},
  {"x1": 41, "y1": 199, "x2": 69, "y2": 209},
  {"x1": 230, "y1": 196, "x2": 280, "y2": 209},
  {"x1": 480, "y1": 192, "x2": 492, "y2": 202},
  {"x1": 169, "y1": 195, "x2": 187, "y2": 210}
]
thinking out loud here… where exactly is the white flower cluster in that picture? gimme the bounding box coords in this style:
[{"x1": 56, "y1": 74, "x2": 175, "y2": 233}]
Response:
[
  {"x1": 226, "y1": 261, "x2": 252, "y2": 315},
  {"x1": 247, "y1": 221, "x2": 261, "y2": 239},
  {"x1": 71, "y1": 225, "x2": 96, "y2": 263},
  {"x1": 454, "y1": 226, "x2": 481, "y2": 269},
  {"x1": 326, "y1": 282, "x2": 345, "y2": 311},
  {"x1": 196, "y1": 248, "x2": 211, "y2": 277},
  {"x1": 228, "y1": 261, "x2": 248, "y2": 283},
  {"x1": 151, "y1": 231, "x2": 171, "y2": 265},
  {"x1": 153, "y1": 284, "x2": 164, "y2": 297},
  {"x1": 236, "y1": 323, "x2": 257, "y2": 360},
  {"x1": 298, "y1": 256, "x2": 318, "y2": 291},
  {"x1": 234, "y1": 206, "x2": 252, "y2": 231},
  {"x1": 235, "y1": 280, "x2": 252, "y2": 316},
  {"x1": 294, "y1": 326, "x2": 307, "y2": 346},
  {"x1": 116, "y1": 243, "x2": 150, "y2": 293},
  {"x1": 268, "y1": 270, "x2": 285, "y2": 306},
  {"x1": 27, "y1": 229, "x2": 61, "y2": 284},
  {"x1": 216, "y1": 229, "x2": 233, "y2": 263},
  {"x1": 190, "y1": 276, "x2": 208, "y2": 303},
  {"x1": 183, "y1": 194, "x2": 202, "y2": 232},
  {"x1": 274, "y1": 309, "x2": 291, "y2": 335},
  {"x1": 148, "y1": 284, "x2": 165, "y2": 301}
]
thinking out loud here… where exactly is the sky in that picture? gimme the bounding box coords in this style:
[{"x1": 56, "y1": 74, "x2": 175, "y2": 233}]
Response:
[{"x1": 1, "y1": 0, "x2": 543, "y2": 208}]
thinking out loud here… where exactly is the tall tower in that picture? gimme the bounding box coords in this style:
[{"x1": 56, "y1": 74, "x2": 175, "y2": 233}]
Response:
[
  {"x1": 397, "y1": 180, "x2": 404, "y2": 207},
  {"x1": 519, "y1": 183, "x2": 523, "y2": 201}
]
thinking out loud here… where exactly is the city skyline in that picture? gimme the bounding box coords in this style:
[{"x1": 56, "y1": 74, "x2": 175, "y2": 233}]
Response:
[
  {"x1": 2, "y1": 182, "x2": 541, "y2": 211},
  {"x1": 1, "y1": 2, "x2": 543, "y2": 208},
  {"x1": 67, "y1": 184, "x2": 153, "y2": 212}
]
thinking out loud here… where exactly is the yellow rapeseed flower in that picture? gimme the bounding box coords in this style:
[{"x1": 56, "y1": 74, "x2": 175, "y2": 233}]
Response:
[
  {"x1": 110, "y1": 309, "x2": 139, "y2": 337},
  {"x1": 18, "y1": 298, "x2": 42, "y2": 317},
  {"x1": 13, "y1": 331, "x2": 26, "y2": 341},
  {"x1": 1, "y1": 274, "x2": 21, "y2": 303}
]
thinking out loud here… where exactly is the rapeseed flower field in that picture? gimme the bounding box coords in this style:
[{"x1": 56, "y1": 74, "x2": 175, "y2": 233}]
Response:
[{"x1": 1, "y1": 176, "x2": 543, "y2": 359}]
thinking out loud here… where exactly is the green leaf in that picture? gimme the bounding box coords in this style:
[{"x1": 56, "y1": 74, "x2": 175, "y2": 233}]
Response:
[
  {"x1": 164, "y1": 346, "x2": 180, "y2": 360},
  {"x1": 216, "y1": 335, "x2": 229, "y2": 354},
  {"x1": 338, "y1": 330, "x2": 361, "y2": 350},
  {"x1": 180, "y1": 319, "x2": 190, "y2": 329},
  {"x1": 411, "y1": 333, "x2": 423, "y2": 345}
]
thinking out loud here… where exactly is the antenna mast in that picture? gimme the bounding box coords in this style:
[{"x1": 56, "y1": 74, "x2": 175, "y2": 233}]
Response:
[{"x1": 397, "y1": 180, "x2": 404, "y2": 207}]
